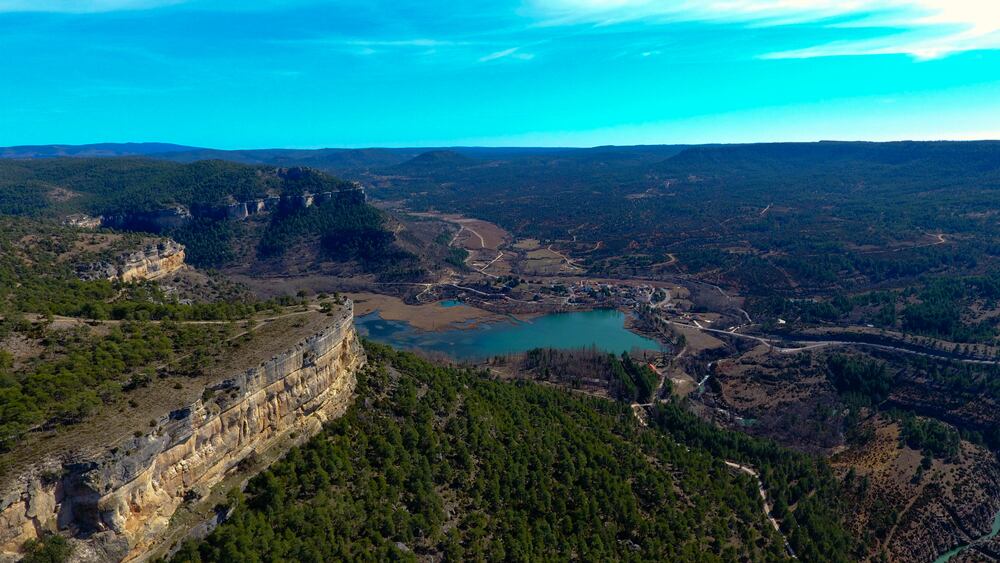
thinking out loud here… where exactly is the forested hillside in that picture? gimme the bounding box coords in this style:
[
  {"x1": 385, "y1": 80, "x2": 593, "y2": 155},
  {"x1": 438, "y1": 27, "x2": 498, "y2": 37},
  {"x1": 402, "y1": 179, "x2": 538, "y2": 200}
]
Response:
[
  {"x1": 169, "y1": 343, "x2": 854, "y2": 562},
  {"x1": 0, "y1": 158, "x2": 424, "y2": 278},
  {"x1": 0, "y1": 217, "x2": 303, "y2": 451},
  {"x1": 0, "y1": 158, "x2": 336, "y2": 215}
]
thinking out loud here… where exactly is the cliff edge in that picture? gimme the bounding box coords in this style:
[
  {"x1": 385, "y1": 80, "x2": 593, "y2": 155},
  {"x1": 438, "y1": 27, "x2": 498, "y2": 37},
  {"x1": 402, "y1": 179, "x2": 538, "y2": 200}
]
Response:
[{"x1": 0, "y1": 303, "x2": 365, "y2": 562}]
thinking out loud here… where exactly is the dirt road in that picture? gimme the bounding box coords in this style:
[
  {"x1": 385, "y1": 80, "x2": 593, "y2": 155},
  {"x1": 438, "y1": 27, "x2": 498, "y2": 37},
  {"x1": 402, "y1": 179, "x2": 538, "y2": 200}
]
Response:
[{"x1": 724, "y1": 461, "x2": 797, "y2": 558}]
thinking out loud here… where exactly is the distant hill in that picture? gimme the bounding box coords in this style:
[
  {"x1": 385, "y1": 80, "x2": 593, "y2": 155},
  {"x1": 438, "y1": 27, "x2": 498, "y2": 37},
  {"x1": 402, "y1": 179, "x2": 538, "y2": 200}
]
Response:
[
  {"x1": 17, "y1": 141, "x2": 997, "y2": 183},
  {"x1": 659, "y1": 140, "x2": 1000, "y2": 174},
  {"x1": 0, "y1": 143, "x2": 425, "y2": 173},
  {"x1": 359, "y1": 139, "x2": 1000, "y2": 295},
  {"x1": 0, "y1": 142, "x2": 197, "y2": 159},
  {"x1": 396, "y1": 149, "x2": 479, "y2": 169},
  {"x1": 0, "y1": 143, "x2": 705, "y2": 176},
  {"x1": 152, "y1": 147, "x2": 425, "y2": 172},
  {"x1": 0, "y1": 157, "x2": 435, "y2": 283}
]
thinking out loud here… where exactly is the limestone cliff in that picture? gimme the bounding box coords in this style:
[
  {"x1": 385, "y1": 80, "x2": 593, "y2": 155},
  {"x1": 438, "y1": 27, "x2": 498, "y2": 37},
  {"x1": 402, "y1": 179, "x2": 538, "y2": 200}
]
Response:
[
  {"x1": 0, "y1": 305, "x2": 364, "y2": 562},
  {"x1": 117, "y1": 240, "x2": 186, "y2": 283},
  {"x1": 76, "y1": 240, "x2": 186, "y2": 283}
]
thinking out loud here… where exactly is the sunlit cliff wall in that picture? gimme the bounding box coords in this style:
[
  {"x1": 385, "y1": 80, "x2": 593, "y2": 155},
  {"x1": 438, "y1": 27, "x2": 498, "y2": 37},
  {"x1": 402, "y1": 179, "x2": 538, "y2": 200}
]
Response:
[{"x1": 0, "y1": 304, "x2": 365, "y2": 562}]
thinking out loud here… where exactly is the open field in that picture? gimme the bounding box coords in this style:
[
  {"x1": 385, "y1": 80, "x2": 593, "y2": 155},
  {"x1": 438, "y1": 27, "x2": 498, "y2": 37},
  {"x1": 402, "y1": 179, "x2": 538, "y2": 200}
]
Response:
[
  {"x1": 410, "y1": 211, "x2": 508, "y2": 250},
  {"x1": 520, "y1": 248, "x2": 565, "y2": 274}
]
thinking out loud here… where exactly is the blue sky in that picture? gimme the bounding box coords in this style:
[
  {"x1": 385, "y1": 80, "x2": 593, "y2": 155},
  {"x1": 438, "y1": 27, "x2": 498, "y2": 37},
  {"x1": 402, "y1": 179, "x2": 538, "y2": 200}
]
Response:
[{"x1": 1, "y1": 0, "x2": 999, "y2": 148}]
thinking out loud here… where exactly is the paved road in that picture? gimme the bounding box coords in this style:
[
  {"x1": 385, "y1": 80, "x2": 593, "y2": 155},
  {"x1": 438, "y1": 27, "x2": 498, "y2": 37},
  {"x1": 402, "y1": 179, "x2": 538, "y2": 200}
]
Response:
[{"x1": 665, "y1": 319, "x2": 999, "y2": 365}]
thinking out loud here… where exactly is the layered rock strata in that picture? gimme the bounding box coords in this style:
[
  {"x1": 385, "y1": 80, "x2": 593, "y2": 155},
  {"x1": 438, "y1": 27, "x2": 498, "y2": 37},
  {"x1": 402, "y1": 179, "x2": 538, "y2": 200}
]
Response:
[
  {"x1": 0, "y1": 305, "x2": 364, "y2": 561},
  {"x1": 76, "y1": 240, "x2": 186, "y2": 282}
]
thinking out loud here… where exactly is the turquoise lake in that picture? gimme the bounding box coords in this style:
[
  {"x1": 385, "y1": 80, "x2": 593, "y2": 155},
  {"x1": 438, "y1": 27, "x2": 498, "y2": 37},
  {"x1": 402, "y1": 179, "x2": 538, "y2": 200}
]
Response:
[{"x1": 355, "y1": 306, "x2": 664, "y2": 360}]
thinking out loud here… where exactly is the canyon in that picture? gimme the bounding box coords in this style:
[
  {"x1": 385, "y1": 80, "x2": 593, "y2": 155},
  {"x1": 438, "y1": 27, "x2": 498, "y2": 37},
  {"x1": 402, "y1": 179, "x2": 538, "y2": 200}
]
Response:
[{"x1": 0, "y1": 303, "x2": 365, "y2": 562}]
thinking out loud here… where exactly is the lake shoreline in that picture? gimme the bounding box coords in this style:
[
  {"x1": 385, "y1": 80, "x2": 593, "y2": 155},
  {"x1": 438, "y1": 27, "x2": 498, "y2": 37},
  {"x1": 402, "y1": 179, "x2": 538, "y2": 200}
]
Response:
[
  {"x1": 348, "y1": 291, "x2": 502, "y2": 331},
  {"x1": 356, "y1": 306, "x2": 665, "y2": 361},
  {"x1": 348, "y1": 291, "x2": 615, "y2": 333}
]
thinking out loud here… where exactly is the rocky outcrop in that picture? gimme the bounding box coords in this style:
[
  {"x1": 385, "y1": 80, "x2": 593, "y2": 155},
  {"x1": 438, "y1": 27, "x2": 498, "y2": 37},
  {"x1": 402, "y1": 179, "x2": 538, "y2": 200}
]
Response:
[
  {"x1": 77, "y1": 240, "x2": 186, "y2": 282},
  {"x1": 97, "y1": 184, "x2": 365, "y2": 232},
  {"x1": 117, "y1": 240, "x2": 186, "y2": 283},
  {"x1": 0, "y1": 305, "x2": 365, "y2": 562},
  {"x1": 63, "y1": 214, "x2": 103, "y2": 229}
]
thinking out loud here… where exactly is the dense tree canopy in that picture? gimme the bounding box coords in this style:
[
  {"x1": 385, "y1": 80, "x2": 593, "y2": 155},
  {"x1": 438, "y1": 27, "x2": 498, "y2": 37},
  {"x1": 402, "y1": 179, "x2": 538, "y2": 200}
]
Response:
[{"x1": 169, "y1": 343, "x2": 855, "y2": 562}]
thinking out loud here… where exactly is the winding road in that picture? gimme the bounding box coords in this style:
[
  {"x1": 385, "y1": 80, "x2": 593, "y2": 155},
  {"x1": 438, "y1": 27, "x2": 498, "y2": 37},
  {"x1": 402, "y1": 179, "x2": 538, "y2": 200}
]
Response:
[
  {"x1": 664, "y1": 319, "x2": 1000, "y2": 365},
  {"x1": 724, "y1": 461, "x2": 797, "y2": 559},
  {"x1": 627, "y1": 362, "x2": 797, "y2": 559},
  {"x1": 546, "y1": 244, "x2": 584, "y2": 270}
]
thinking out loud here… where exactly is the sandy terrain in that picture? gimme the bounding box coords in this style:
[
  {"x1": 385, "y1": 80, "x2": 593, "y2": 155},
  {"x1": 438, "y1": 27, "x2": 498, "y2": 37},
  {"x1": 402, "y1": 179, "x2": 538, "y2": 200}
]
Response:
[
  {"x1": 348, "y1": 292, "x2": 499, "y2": 331},
  {"x1": 452, "y1": 218, "x2": 507, "y2": 250}
]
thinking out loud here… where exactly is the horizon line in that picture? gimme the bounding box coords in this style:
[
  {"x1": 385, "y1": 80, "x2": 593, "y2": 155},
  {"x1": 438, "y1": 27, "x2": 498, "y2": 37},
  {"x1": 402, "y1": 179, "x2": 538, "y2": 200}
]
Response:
[{"x1": 3, "y1": 137, "x2": 1000, "y2": 152}]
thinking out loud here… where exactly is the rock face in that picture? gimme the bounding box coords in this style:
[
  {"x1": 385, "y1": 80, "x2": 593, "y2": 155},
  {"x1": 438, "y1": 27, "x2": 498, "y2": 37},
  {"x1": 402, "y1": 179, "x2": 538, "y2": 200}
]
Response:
[
  {"x1": 0, "y1": 306, "x2": 365, "y2": 562},
  {"x1": 77, "y1": 240, "x2": 186, "y2": 282},
  {"x1": 117, "y1": 240, "x2": 186, "y2": 283}
]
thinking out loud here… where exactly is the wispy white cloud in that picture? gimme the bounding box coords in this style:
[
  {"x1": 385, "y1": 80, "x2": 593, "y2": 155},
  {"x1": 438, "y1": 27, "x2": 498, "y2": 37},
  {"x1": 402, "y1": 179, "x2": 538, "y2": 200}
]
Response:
[
  {"x1": 524, "y1": 0, "x2": 1000, "y2": 59},
  {"x1": 0, "y1": 0, "x2": 185, "y2": 12},
  {"x1": 478, "y1": 46, "x2": 535, "y2": 62},
  {"x1": 760, "y1": 31, "x2": 996, "y2": 61},
  {"x1": 272, "y1": 36, "x2": 484, "y2": 59},
  {"x1": 344, "y1": 38, "x2": 471, "y2": 48},
  {"x1": 276, "y1": 35, "x2": 538, "y2": 65},
  {"x1": 479, "y1": 47, "x2": 517, "y2": 61}
]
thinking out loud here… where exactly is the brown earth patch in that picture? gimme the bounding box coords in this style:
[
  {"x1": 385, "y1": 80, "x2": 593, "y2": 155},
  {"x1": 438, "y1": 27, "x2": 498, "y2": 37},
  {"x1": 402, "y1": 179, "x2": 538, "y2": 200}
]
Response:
[
  {"x1": 409, "y1": 212, "x2": 508, "y2": 250},
  {"x1": 348, "y1": 292, "x2": 499, "y2": 331}
]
